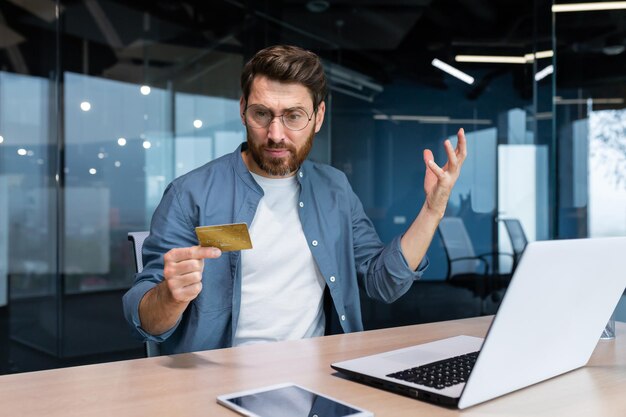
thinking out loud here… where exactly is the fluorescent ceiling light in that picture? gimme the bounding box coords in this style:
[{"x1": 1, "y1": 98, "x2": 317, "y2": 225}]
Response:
[
  {"x1": 390, "y1": 115, "x2": 451, "y2": 123},
  {"x1": 373, "y1": 114, "x2": 492, "y2": 125},
  {"x1": 419, "y1": 118, "x2": 492, "y2": 125},
  {"x1": 455, "y1": 55, "x2": 527, "y2": 64},
  {"x1": 524, "y1": 50, "x2": 554, "y2": 62},
  {"x1": 552, "y1": 2, "x2": 626, "y2": 13},
  {"x1": 533, "y1": 112, "x2": 553, "y2": 120},
  {"x1": 535, "y1": 65, "x2": 554, "y2": 81},
  {"x1": 431, "y1": 58, "x2": 475, "y2": 85},
  {"x1": 456, "y1": 50, "x2": 553, "y2": 64},
  {"x1": 554, "y1": 97, "x2": 624, "y2": 105}
]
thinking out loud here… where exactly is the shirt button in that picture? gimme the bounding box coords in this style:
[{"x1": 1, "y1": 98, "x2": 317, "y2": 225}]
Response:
[
  {"x1": 299, "y1": 201, "x2": 304, "y2": 208},
  {"x1": 299, "y1": 171, "x2": 303, "y2": 178},
  {"x1": 329, "y1": 276, "x2": 336, "y2": 282},
  {"x1": 341, "y1": 315, "x2": 346, "y2": 321},
  {"x1": 312, "y1": 240, "x2": 318, "y2": 247}
]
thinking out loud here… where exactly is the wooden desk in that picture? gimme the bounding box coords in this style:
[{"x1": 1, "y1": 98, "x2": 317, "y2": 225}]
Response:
[{"x1": 1, "y1": 316, "x2": 625, "y2": 416}]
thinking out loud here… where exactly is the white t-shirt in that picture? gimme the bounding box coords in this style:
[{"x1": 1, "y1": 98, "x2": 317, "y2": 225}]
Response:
[{"x1": 232, "y1": 172, "x2": 326, "y2": 346}]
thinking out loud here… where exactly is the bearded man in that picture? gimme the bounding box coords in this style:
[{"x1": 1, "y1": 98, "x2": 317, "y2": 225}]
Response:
[{"x1": 123, "y1": 45, "x2": 467, "y2": 355}]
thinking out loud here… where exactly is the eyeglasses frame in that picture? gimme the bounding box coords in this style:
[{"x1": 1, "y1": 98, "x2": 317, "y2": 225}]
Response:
[{"x1": 243, "y1": 103, "x2": 316, "y2": 131}]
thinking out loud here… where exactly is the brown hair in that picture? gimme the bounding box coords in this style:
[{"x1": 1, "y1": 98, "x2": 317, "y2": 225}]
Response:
[{"x1": 240, "y1": 45, "x2": 327, "y2": 112}]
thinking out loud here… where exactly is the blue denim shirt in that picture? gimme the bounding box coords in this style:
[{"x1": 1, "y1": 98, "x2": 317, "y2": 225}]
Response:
[{"x1": 123, "y1": 143, "x2": 428, "y2": 354}]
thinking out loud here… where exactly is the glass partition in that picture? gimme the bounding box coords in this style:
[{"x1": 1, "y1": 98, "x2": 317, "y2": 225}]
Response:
[
  {"x1": 0, "y1": 0, "x2": 585, "y2": 372},
  {"x1": 554, "y1": 2, "x2": 626, "y2": 322},
  {"x1": 554, "y1": 5, "x2": 626, "y2": 238}
]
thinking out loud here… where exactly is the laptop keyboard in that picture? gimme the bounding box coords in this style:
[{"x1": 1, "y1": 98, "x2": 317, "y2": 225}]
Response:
[{"x1": 386, "y1": 351, "x2": 479, "y2": 390}]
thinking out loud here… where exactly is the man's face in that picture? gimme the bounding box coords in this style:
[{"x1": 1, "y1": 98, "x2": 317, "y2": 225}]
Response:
[{"x1": 240, "y1": 76, "x2": 325, "y2": 178}]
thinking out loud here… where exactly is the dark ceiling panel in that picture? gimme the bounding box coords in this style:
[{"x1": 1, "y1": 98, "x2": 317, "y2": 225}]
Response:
[{"x1": 0, "y1": 0, "x2": 624, "y2": 93}]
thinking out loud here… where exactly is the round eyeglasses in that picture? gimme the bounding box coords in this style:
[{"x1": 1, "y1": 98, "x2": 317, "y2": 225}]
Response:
[{"x1": 244, "y1": 104, "x2": 314, "y2": 131}]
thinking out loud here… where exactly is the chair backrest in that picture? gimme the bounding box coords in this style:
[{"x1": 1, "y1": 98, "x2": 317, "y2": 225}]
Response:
[
  {"x1": 128, "y1": 231, "x2": 150, "y2": 273},
  {"x1": 127, "y1": 231, "x2": 161, "y2": 357},
  {"x1": 437, "y1": 217, "x2": 481, "y2": 277},
  {"x1": 501, "y1": 219, "x2": 528, "y2": 265}
]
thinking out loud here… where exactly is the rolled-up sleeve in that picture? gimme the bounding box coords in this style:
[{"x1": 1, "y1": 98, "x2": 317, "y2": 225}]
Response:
[
  {"x1": 122, "y1": 280, "x2": 181, "y2": 342},
  {"x1": 350, "y1": 184, "x2": 429, "y2": 303},
  {"x1": 122, "y1": 182, "x2": 196, "y2": 342}
]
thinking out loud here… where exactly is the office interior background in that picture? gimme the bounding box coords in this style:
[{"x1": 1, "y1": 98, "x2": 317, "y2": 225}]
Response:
[{"x1": 1, "y1": 0, "x2": 625, "y2": 374}]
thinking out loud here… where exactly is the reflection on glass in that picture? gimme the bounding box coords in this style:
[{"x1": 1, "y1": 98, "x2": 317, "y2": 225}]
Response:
[
  {"x1": 0, "y1": 70, "x2": 58, "y2": 355},
  {"x1": 62, "y1": 73, "x2": 245, "y2": 294},
  {"x1": 64, "y1": 72, "x2": 173, "y2": 292},
  {"x1": 173, "y1": 93, "x2": 243, "y2": 178}
]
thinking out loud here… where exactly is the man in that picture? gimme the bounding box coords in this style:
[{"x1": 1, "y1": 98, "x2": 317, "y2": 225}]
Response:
[{"x1": 123, "y1": 45, "x2": 466, "y2": 355}]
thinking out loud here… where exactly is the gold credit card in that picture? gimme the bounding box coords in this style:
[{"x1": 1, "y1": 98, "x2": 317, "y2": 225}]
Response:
[{"x1": 195, "y1": 223, "x2": 253, "y2": 252}]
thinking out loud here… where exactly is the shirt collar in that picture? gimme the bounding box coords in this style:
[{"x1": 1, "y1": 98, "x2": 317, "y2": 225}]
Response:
[{"x1": 234, "y1": 142, "x2": 263, "y2": 194}]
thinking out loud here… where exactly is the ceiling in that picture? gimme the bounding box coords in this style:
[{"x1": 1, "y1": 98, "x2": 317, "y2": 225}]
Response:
[{"x1": 0, "y1": 0, "x2": 624, "y2": 100}]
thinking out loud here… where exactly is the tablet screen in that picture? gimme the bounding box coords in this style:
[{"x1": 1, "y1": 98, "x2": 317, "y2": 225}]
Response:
[{"x1": 224, "y1": 384, "x2": 364, "y2": 417}]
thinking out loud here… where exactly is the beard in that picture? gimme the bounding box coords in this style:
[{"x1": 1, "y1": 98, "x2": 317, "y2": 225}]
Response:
[{"x1": 246, "y1": 123, "x2": 315, "y2": 177}]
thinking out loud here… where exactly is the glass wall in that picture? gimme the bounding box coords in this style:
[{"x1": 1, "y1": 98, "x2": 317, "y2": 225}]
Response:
[
  {"x1": 554, "y1": 4, "x2": 626, "y2": 239},
  {"x1": 553, "y1": 2, "x2": 626, "y2": 322},
  {"x1": 2, "y1": 0, "x2": 622, "y2": 373}
]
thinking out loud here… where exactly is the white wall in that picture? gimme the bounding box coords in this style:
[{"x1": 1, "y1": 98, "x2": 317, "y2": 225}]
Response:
[{"x1": 498, "y1": 144, "x2": 549, "y2": 269}]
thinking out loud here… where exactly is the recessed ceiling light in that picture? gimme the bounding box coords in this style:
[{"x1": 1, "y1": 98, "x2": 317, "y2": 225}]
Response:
[
  {"x1": 140, "y1": 85, "x2": 151, "y2": 95},
  {"x1": 80, "y1": 101, "x2": 91, "y2": 111},
  {"x1": 117, "y1": 137, "x2": 127, "y2": 146},
  {"x1": 193, "y1": 119, "x2": 203, "y2": 128}
]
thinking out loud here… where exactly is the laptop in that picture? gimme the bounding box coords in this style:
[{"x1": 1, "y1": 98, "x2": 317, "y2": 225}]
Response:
[{"x1": 331, "y1": 237, "x2": 626, "y2": 409}]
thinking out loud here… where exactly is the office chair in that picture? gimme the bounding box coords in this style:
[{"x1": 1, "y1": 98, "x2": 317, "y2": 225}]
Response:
[
  {"x1": 437, "y1": 217, "x2": 514, "y2": 312},
  {"x1": 128, "y1": 231, "x2": 161, "y2": 357},
  {"x1": 500, "y1": 218, "x2": 528, "y2": 271}
]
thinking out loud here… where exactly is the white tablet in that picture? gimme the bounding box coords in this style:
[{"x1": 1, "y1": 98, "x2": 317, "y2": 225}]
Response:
[{"x1": 217, "y1": 382, "x2": 374, "y2": 417}]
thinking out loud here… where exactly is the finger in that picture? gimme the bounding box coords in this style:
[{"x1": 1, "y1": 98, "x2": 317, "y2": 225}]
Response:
[
  {"x1": 165, "y1": 246, "x2": 222, "y2": 263},
  {"x1": 170, "y1": 281, "x2": 203, "y2": 303},
  {"x1": 166, "y1": 258, "x2": 205, "y2": 276},
  {"x1": 444, "y1": 139, "x2": 458, "y2": 168},
  {"x1": 163, "y1": 259, "x2": 204, "y2": 284},
  {"x1": 426, "y1": 159, "x2": 446, "y2": 180},
  {"x1": 423, "y1": 149, "x2": 434, "y2": 168},
  {"x1": 166, "y1": 270, "x2": 203, "y2": 289},
  {"x1": 193, "y1": 245, "x2": 222, "y2": 259},
  {"x1": 456, "y1": 127, "x2": 467, "y2": 161}
]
